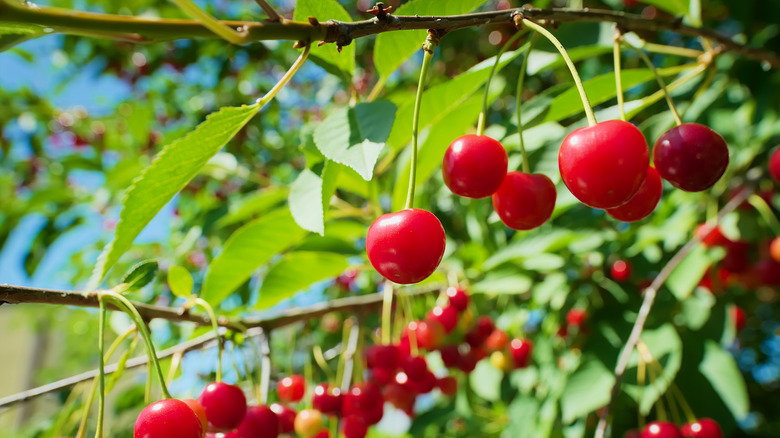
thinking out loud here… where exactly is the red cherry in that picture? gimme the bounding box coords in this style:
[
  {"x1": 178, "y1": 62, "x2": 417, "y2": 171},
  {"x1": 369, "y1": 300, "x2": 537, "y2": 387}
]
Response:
[
  {"x1": 729, "y1": 306, "x2": 746, "y2": 332},
  {"x1": 438, "y1": 345, "x2": 461, "y2": 368},
  {"x1": 722, "y1": 240, "x2": 750, "y2": 273},
  {"x1": 365, "y1": 344, "x2": 401, "y2": 371},
  {"x1": 625, "y1": 429, "x2": 642, "y2": 438},
  {"x1": 405, "y1": 320, "x2": 445, "y2": 350},
  {"x1": 695, "y1": 223, "x2": 729, "y2": 247},
  {"x1": 227, "y1": 405, "x2": 280, "y2": 438},
  {"x1": 436, "y1": 376, "x2": 458, "y2": 397},
  {"x1": 465, "y1": 316, "x2": 495, "y2": 348},
  {"x1": 277, "y1": 375, "x2": 306, "y2": 403},
  {"x1": 484, "y1": 329, "x2": 509, "y2": 352},
  {"x1": 445, "y1": 286, "x2": 470, "y2": 311},
  {"x1": 402, "y1": 355, "x2": 428, "y2": 381},
  {"x1": 134, "y1": 399, "x2": 204, "y2": 438},
  {"x1": 198, "y1": 382, "x2": 247, "y2": 432},
  {"x1": 559, "y1": 120, "x2": 649, "y2": 209},
  {"x1": 345, "y1": 382, "x2": 383, "y2": 413},
  {"x1": 458, "y1": 349, "x2": 480, "y2": 373},
  {"x1": 641, "y1": 421, "x2": 683, "y2": 438},
  {"x1": 755, "y1": 257, "x2": 780, "y2": 285},
  {"x1": 680, "y1": 418, "x2": 723, "y2": 438},
  {"x1": 406, "y1": 370, "x2": 437, "y2": 394},
  {"x1": 341, "y1": 415, "x2": 369, "y2": 438},
  {"x1": 442, "y1": 134, "x2": 508, "y2": 198},
  {"x1": 509, "y1": 338, "x2": 533, "y2": 368},
  {"x1": 566, "y1": 309, "x2": 588, "y2": 327},
  {"x1": 366, "y1": 208, "x2": 446, "y2": 284},
  {"x1": 611, "y1": 259, "x2": 632, "y2": 282},
  {"x1": 181, "y1": 398, "x2": 208, "y2": 433},
  {"x1": 370, "y1": 367, "x2": 395, "y2": 385},
  {"x1": 312, "y1": 384, "x2": 343, "y2": 416},
  {"x1": 294, "y1": 409, "x2": 323, "y2": 437},
  {"x1": 492, "y1": 171, "x2": 557, "y2": 229},
  {"x1": 427, "y1": 305, "x2": 458, "y2": 334},
  {"x1": 653, "y1": 123, "x2": 728, "y2": 192},
  {"x1": 770, "y1": 147, "x2": 780, "y2": 183},
  {"x1": 383, "y1": 380, "x2": 416, "y2": 410},
  {"x1": 269, "y1": 403, "x2": 295, "y2": 434},
  {"x1": 770, "y1": 237, "x2": 780, "y2": 263},
  {"x1": 606, "y1": 166, "x2": 663, "y2": 222}
]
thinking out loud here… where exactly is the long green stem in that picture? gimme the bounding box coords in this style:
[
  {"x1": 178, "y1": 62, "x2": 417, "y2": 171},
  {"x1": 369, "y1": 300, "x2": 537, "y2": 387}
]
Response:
[
  {"x1": 94, "y1": 301, "x2": 106, "y2": 438},
  {"x1": 478, "y1": 30, "x2": 526, "y2": 136},
  {"x1": 748, "y1": 194, "x2": 780, "y2": 235},
  {"x1": 521, "y1": 18, "x2": 597, "y2": 126},
  {"x1": 613, "y1": 28, "x2": 627, "y2": 122},
  {"x1": 258, "y1": 45, "x2": 311, "y2": 106},
  {"x1": 194, "y1": 298, "x2": 223, "y2": 382},
  {"x1": 404, "y1": 36, "x2": 438, "y2": 210},
  {"x1": 622, "y1": 39, "x2": 683, "y2": 125},
  {"x1": 516, "y1": 33, "x2": 538, "y2": 174},
  {"x1": 101, "y1": 292, "x2": 172, "y2": 399},
  {"x1": 170, "y1": 0, "x2": 247, "y2": 44}
]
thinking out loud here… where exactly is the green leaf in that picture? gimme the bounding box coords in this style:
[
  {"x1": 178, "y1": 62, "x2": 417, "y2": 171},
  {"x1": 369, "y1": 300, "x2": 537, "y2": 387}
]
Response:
[
  {"x1": 167, "y1": 265, "x2": 194, "y2": 298},
  {"x1": 289, "y1": 168, "x2": 325, "y2": 235},
  {"x1": 313, "y1": 100, "x2": 397, "y2": 180},
  {"x1": 505, "y1": 396, "x2": 540, "y2": 438},
  {"x1": 88, "y1": 104, "x2": 261, "y2": 289},
  {"x1": 699, "y1": 340, "x2": 749, "y2": 419},
  {"x1": 681, "y1": 288, "x2": 716, "y2": 330},
  {"x1": 0, "y1": 23, "x2": 45, "y2": 52},
  {"x1": 216, "y1": 186, "x2": 289, "y2": 228},
  {"x1": 373, "y1": 0, "x2": 490, "y2": 77},
  {"x1": 471, "y1": 268, "x2": 533, "y2": 294},
  {"x1": 293, "y1": 0, "x2": 354, "y2": 75},
  {"x1": 469, "y1": 360, "x2": 503, "y2": 402},
  {"x1": 120, "y1": 260, "x2": 158, "y2": 293},
  {"x1": 255, "y1": 252, "x2": 350, "y2": 310},
  {"x1": 202, "y1": 209, "x2": 308, "y2": 306},
  {"x1": 666, "y1": 245, "x2": 717, "y2": 300},
  {"x1": 561, "y1": 357, "x2": 615, "y2": 424},
  {"x1": 484, "y1": 230, "x2": 577, "y2": 270}
]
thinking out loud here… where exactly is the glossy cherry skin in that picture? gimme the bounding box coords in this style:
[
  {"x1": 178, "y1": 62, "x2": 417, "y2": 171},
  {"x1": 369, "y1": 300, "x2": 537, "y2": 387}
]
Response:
[
  {"x1": 383, "y1": 381, "x2": 416, "y2": 410},
  {"x1": 559, "y1": 120, "x2": 649, "y2": 209},
  {"x1": 641, "y1": 421, "x2": 683, "y2": 438},
  {"x1": 225, "y1": 405, "x2": 280, "y2": 438},
  {"x1": 366, "y1": 208, "x2": 446, "y2": 284},
  {"x1": 134, "y1": 399, "x2": 204, "y2": 438},
  {"x1": 653, "y1": 123, "x2": 728, "y2": 192},
  {"x1": 277, "y1": 374, "x2": 306, "y2": 403},
  {"x1": 492, "y1": 172, "x2": 557, "y2": 230},
  {"x1": 198, "y1": 382, "x2": 247, "y2": 432},
  {"x1": 436, "y1": 376, "x2": 458, "y2": 397},
  {"x1": 427, "y1": 305, "x2": 458, "y2": 333},
  {"x1": 294, "y1": 409, "x2": 324, "y2": 437},
  {"x1": 611, "y1": 259, "x2": 632, "y2": 282},
  {"x1": 181, "y1": 398, "x2": 208, "y2": 433},
  {"x1": 442, "y1": 134, "x2": 508, "y2": 198},
  {"x1": 566, "y1": 309, "x2": 588, "y2": 327},
  {"x1": 770, "y1": 147, "x2": 780, "y2": 183},
  {"x1": 607, "y1": 166, "x2": 663, "y2": 222},
  {"x1": 695, "y1": 223, "x2": 729, "y2": 247},
  {"x1": 269, "y1": 403, "x2": 296, "y2": 434},
  {"x1": 445, "y1": 286, "x2": 470, "y2": 311},
  {"x1": 312, "y1": 384, "x2": 343, "y2": 416},
  {"x1": 509, "y1": 338, "x2": 533, "y2": 368},
  {"x1": 365, "y1": 345, "x2": 401, "y2": 371},
  {"x1": 680, "y1": 418, "x2": 723, "y2": 438},
  {"x1": 341, "y1": 415, "x2": 369, "y2": 438}
]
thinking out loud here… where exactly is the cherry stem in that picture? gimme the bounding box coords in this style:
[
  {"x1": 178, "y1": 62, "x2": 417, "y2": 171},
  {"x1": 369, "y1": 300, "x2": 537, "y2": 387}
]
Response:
[
  {"x1": 257, "y1": 44, "x2": 310, "y2": 106},
  {"x1": 521, "y1": 18, "x2": 597, "y2": 126},
  {"x1": 613, "y1": 28, "x2": 627, "y2": 122},
  {"x1": 405, "y1": 33, "x2": 439, "y2": 210},
  {"x1": 381, "y1": 282, "x2": 394, "y2": 345},
  {"x1": 478, "y1": 29, "x2": 526, "y2": 136},
  {"x1": 638, "y1": 342, "x2": 681, "y2": 425},
  {"x1": 258, "y1": 331, "x2": 271, "y2": 405},
  {"x1": 622, "y1": 38, "x2": 683, "y2": 126},
  {"x1": 748, "y1": 194, "x2": 780, "y2": 235},
  {"x1": 313, "y1": 345, "x2": 335, "y2": 382},
  {"x1": 94, "y1": 300, "x2": 106, "y2": 438},
  {"x1": 341, "y1": 320, "x2": 361, "y2": 392},
  {"x1": 516, "y1": 33, "x2": 538, "y2": 174},
  {"x1": 170, "y1": 0, "x2": 247, "y2": 44},
  {"x1": 637, "y1": 357, "x2": 646, "y2": 429},
  {"x1": 193, "y1": 298, "x2": 223, "y2": 382},
  {"x1": 77, "y1": 326, "x2": 136, "y2": 438},
  {"x1": 100, "y1": 291, "x2": 172, "y2": 399},
  {"x1": 669, "y1": 382, "x2": 697, "y2": 423},
  {"x1": 645, "y1": 356, "x2": 667, "y2": 422}
]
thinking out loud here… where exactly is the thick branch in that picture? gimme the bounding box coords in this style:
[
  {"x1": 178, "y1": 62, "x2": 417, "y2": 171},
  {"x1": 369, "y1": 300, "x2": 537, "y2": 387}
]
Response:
[
  {"x1": 594, "y1": 183, "x2": 756, "y2": 438},
  {"x1": 1, "y1": 1, "x2": 778, "y2": 69}
]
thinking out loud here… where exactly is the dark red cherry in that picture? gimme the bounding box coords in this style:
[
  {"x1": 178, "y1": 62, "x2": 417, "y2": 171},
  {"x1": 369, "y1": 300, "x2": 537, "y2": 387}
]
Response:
[
  {"x1": 312, "y1": 384, "x2": 343, "y2": 416},
  {"x1": 436, "y1": 376, "x2": 457, "y2": 397},
  {"x1": 426, "y1": 305, "x2": 458, "y2": 333},
  {"x1": 365, "y1": 344, "x2": 401, "y2": 371},
  {"x1": 641, "y1": 421, "x2": 682, "y2": 438},
  {"x1": 756, "y1": 257, "x2": 780, "y2": 285},
  {"x1": 198, "y1": 382, "x2": 247, "y2": 432},
  {"x1": 366, "y1": 208, "x2": 446, "y2": 284},
  {"x1": 442, "y1": 134, "x2": 508, "y2": 198},
  {"x1": 445, "y1": 286, "x2": 470, "y2": 311},
  {"x1": 383, "y1": 382, "x2": 416, "y2": 410},
  {"x1": 559, "y1": 120, "x2": 649, "y2": 209},
  {"x1": 680, "y1": 418, "x2": 723, "y2": 438},
  {"x1": 566, "y1": 309, "x2": 588, "y2": 327},
  {"x1": 770, "y1": 147, "x2": 780, "y2": 183},
  {"x1": 402, "y1": 355, "x2": 428, "y2": 381},
  {"x1": 611, "y1": 259, "x2": 632, "y2": 282},
  {"x1": 269, "y1": 403, "x2": 296, "y2": 434},
  {"x1": 438, "y1": 345, "x2": 461, "y2": 368},
  {"x1": 492, "y1": 171, "x2": 557, "y2": 230},
  {"x1": 653, "y1": 123, "x2": 728, "y2": 192},
  {"x1": 607, "y1": 166, "x2": 663, "y2": 222},
  {"x1": 277, "y1": 375, "x2": 306, "y2": 403},
  {"x1": 134, "y1": 399, "x2": 204, "y2": 438},
  {"x1": 341, "y1": 415, "x2": 369, "y2": 438},
  {"x1": 465, "y1": 316, "x2": 495, "y2": 348},
  {"x1": 509, "y1": 338, "x2": 533, "y2": 368},
  {"x1": 226, "y1": 405, "x2": 280, "y2": 438}
]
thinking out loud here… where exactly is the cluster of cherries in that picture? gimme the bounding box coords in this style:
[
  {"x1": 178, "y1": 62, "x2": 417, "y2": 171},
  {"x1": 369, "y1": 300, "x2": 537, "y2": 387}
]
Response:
[{"x1": 630, "y1": 418, "x2": 723, "y2": 438}]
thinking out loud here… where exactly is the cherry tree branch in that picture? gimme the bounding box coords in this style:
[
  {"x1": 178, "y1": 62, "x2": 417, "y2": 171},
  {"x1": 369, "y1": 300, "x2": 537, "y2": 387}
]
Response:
[
  {"x1": 0, "y1": 1, "x2": 777, "y2": 68},
  {"x1": 594, "y1": 183, "x2": 756, "y2": 438}
]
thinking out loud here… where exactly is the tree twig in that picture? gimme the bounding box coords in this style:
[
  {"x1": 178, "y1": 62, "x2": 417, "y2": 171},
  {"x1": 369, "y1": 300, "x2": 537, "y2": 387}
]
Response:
[
  {"x1": 594, "y1": 183, "x2": 755, "y2": 438},
  {"x1": 0, "y1": 2, "x2": 777, "y2": 68},
  {"x1": 254, "y1": 0, "x2": 283, "y2": 22}
]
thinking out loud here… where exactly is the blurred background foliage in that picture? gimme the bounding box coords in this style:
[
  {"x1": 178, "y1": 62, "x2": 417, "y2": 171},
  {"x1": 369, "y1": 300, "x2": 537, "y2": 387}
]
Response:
[{"x1": 0, "y1": 0, "x2": 779, "y2": 437}]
